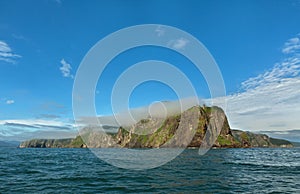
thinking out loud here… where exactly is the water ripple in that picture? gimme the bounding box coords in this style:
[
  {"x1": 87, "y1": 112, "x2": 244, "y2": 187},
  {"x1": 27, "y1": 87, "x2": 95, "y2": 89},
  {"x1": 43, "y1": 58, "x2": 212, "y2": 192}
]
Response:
[{"x1": 0, "y1": 148, "x2": 299, "y2": 193}]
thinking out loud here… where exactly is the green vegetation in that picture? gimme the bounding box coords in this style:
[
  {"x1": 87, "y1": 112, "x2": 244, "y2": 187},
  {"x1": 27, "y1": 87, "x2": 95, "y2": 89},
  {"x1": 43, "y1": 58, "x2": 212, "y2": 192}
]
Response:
[
  {"x1": 240, "y1": 132, "x2": 250, "y2": 142},
  {"x1": 269, "y1": 138, "x2": 292, "y2": 146},
  {"x1": 19, "y1": 105, "x2": 293, "y2": 149},
  {"x1": 140, "y1": 119, "x2": 150, "y2": 124},
  {"x1": 217, "y1": 136, "x2": 232, "y2": 146},
  {"x1": 70, "y1": 136, "x2": 85, "y2": 147}
]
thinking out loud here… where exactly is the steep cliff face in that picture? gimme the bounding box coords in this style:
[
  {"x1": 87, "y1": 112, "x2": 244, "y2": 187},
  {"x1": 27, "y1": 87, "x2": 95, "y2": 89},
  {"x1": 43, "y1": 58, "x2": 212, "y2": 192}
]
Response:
[
  {"x1": 19, "y1": 106, "x2": 293, "y2": 148},
  {"x1": 19, "y1": 136, "x2": 86, "y2": 148},
  {"x1": 115, "y1": 106, "x2": 240, "y2": 148},
  {"x1": 79, "y1": 129, "x2": 118, "y2": 148}
]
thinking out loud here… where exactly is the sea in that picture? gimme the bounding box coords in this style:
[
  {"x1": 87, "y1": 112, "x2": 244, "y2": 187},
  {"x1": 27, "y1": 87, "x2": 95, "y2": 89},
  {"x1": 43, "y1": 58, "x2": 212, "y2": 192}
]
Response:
[{"x1": 0, "y1": 148, "x2": 299, "y2": 193}]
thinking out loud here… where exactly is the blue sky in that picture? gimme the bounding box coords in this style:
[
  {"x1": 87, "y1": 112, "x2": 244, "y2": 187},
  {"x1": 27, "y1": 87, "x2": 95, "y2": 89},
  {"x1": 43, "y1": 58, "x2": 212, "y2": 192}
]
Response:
[{"x1": 1, "y1": 0, "x2": 300, "y2": 141}]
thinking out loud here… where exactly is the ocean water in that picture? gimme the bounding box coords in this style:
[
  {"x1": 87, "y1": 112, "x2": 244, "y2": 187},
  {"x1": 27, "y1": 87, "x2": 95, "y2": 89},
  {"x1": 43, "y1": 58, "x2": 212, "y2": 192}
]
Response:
[{"x1": 0, "y1": 148, "x2": 299, "y2": 193}]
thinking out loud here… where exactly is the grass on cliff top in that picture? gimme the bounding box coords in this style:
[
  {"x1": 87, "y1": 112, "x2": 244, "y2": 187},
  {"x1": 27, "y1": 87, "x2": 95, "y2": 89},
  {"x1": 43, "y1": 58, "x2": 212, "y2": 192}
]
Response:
[
  {"x1": 70, "y1": 136, "x2": 85, "y2": 147},
  {"x1": 241, "y1": 132, "x2": 250, "y2": 142},
  {"x1": 269, "y1": 137, "x2": 292, "y2": 146},
  {"x1": 217, "y1": 136, "x2": 232, "y2": 146}
]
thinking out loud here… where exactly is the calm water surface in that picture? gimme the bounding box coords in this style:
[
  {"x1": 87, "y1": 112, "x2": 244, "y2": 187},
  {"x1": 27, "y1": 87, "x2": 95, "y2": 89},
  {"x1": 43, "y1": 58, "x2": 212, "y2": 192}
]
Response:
[{"x1": 0, "y1": 148, "x2": 299, "y2": 193}]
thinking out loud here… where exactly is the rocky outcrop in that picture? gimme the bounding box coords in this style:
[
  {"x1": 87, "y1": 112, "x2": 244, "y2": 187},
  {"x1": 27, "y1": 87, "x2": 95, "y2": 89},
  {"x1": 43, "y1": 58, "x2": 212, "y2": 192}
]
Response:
[
  {"x1": 115, "y1": 106, "x2": 240, "y2": 148},
  {"x1": 79, "y1": 128, "x2": 118, "y2": 148},
  {"x1": 232, "y1": 130, "x2": 293, "y2": 148},
  {"x1": 19, "y1": 136, "x2": 87, "y2": 148},
  {"x1": 19, "y1": 106, "x2": 293, "y2": 148}
]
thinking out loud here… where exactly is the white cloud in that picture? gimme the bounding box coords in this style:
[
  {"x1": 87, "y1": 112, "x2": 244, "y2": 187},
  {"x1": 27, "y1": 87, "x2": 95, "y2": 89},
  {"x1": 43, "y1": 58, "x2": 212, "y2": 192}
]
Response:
[
  {"x1": 95, "y1": 97, "x2": 200, "y2": 127},
  {"x1": 241, "y1": 57, "x2": 300, "y2": 90},
  {"x1": 59, "y1": 58, "x2": 73, "y2": 78},
  {"x1": 210, "y1": 34, "x2": 300, "y2": 133},
  {"x1": 0, "y1": 119, "x2": 77, "y2": 141},
  {"x1": 6, "y1": 100, "x2": 14, "y2": 105},
  {"x1": 0, "y1": 119, "x2": 69, "y2": 127},
  {"x1": 169, "y1": 38, "x2": 189, "y2": 50},
  {"x1": 220, "y1": 78, "x2": 300, "y2": 131},
  {"x1": 0, "y1": 40, "x2": 21, "y2": 63},
  {"x1": 282, "y1": 34, "x2": 300, "y2": 54}
]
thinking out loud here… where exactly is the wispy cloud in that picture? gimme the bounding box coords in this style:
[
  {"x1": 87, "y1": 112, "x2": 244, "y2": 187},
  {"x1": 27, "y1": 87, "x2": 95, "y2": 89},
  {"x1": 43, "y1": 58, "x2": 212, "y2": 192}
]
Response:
[
  {"x1": 241, "y1": 56, "x2": 300, "y2": 90},
  {"x1": 59, "y1": 58, "x2": 74, "y2": 78},
  {"x1": 0, "y1": 119, "x2": 77, "y2": 141},
  {"x1": 169, "y1": 38, "x2": 189, "y2": 50},
  {"x1": 218, "y1": 77, "x2": 300, "y2": 131},
  {"x1": 0, "y1": 40, "x2": 21, "y2": 64},
  {"x1": 79, "y1": 97, "x2": 201, "y2": 128},
  {"x1": 12, "y1": 34, "x2": 27, "y2": 41},
  {"x1": 260, "y1": 129, "x2": 300, "y2": 142},
  {"x1": 282, "y1": 34, "x2": 300, "y2": 54},
  {"x1": 241, "y1": 34, "x2": 300, "y2": 92},
  {"x1": 36, "y1": 114, "x2": 61, "y2": 119},
  {"x1": 211, "y1": 34, "x2": 300, "y2": 134},
  {"x1": 6, "y1": 100, "x2": 14, "y2": 105},
  {"x1": 0, "y1": 119, "x2": 70, "y2": 128}
]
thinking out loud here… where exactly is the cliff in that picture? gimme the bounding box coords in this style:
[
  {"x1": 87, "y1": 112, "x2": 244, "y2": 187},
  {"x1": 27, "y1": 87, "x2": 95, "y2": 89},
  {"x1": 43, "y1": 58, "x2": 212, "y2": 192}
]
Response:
[
  {"x1": 115, "y1": 106, "x2": 240, "y2": 148},
  {"x1": 19, "y1": 106, "x2": 293, "y2": 148},
  {"x1": 232, "y1": 130, "x2": 293, "y2": 148},
  {"x1": 19, "y1": 136, "x2": 86, "y2": 148}
]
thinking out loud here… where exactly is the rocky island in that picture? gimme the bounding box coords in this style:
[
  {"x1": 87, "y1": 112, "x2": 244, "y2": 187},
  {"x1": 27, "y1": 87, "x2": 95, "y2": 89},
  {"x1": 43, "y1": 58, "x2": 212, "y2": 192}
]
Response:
[{"x1": 19, "y1": 106, "x2": 293, "y2": 148}]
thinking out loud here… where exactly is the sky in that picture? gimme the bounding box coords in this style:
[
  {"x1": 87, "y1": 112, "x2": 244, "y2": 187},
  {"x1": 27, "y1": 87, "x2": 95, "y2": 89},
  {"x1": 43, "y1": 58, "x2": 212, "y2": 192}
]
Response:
[{"x1": 0, "y1": 0, "x2": 300, "y2": 142}]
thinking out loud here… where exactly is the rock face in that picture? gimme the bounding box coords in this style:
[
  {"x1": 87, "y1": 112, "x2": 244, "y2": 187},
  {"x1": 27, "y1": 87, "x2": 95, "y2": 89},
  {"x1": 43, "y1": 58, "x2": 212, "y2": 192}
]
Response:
[
  {"x1": 19, "y1": 136, "x2": 86, "y2": 148},
  {"x1": 232, "y1": 130, "x2": 293, "y2": 148},
  {"x1": 115, "y1": 106, "x2": 240, "y2": 148},
  {"x1": 19, "y1": 106, "x2": 293, "y2": 148},
  {"x1": 79, "y1": 128, "x2": 118, "y2": 148}
]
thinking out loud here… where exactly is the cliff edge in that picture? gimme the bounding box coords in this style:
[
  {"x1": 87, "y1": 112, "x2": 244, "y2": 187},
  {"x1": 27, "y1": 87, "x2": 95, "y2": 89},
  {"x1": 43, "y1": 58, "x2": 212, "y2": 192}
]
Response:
[{"x1": 19, "y1": 106, "x2": 293, "y2": 148}]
